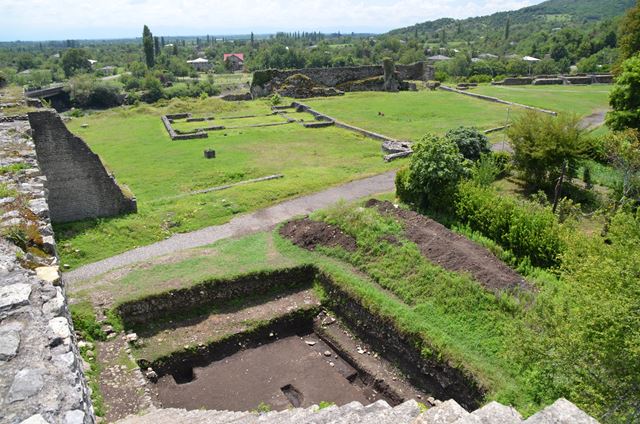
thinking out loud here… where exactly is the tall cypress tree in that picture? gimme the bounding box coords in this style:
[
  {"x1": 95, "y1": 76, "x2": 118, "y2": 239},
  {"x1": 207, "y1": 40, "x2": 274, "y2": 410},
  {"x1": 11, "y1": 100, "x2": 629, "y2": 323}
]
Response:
[
  {"x1": 154, "y1": 36, "x2": 160, "y2": 57},
  {"x1": 505, "y1": 17, "x2": 511, "y2": 40},
  {"x1": 142, "y1": 25, "x2": 155, "y2": 68}
]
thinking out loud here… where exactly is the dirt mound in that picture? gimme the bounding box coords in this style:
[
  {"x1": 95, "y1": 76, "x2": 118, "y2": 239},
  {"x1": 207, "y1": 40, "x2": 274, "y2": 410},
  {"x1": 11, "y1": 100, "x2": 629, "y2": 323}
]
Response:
[
  {"x1": 280, "y1": 218, "x2": 357, "y2": 252},
  {"x1": 365, "y1": 199, "x2": 530, "y2": 293}
]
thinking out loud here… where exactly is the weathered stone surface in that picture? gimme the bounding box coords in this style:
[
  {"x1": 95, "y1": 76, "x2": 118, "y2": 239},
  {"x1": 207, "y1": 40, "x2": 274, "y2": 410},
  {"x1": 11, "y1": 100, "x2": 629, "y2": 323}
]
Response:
[
  {"x1": 65, "y1": 409, "x2": 86, "y2": 424},
  {"x1": 0, "y1": 283, "x2": 32, "y2": 312},
  {"x1": 471, "y1": 401, "x2": 522, "y2": 423},
  {"x1": 48, "y1": 316, "x2": 71, "y2": 345},
  {"x1": 0, "y1": 328, "x2": 20, "y2": 361},
  {"x1": 8, "y1": 368, "x2": 45, "y2": 402},
  {"x1": 415, "y1": 399, "x2": 469, "y2": 423},
  {"x1": 523, "y1": 398, "x2": 599, "y2": 424},
  {"x1": 20, "y1": 414, "x2": 51, "y2": 424},
  {"x1": 36, "y1": 266, "x2": 60, "y2": 284},
  {"x1": 28, "y1": 109, "x2": 137, "y2": 223},
  {"x1": 42, "y1": 288, "x2": 65, "y2": 317}
]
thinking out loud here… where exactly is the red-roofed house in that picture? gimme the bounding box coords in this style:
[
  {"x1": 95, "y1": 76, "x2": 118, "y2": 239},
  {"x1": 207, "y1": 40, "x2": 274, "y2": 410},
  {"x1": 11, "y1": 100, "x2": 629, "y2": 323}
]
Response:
[{"x1": 224, "y1": 53, "x2": 245, "y2": 72}]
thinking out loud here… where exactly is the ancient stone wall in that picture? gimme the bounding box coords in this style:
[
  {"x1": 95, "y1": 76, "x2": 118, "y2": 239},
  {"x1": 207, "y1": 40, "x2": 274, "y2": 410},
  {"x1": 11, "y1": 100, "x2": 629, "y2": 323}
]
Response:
[
  {"x1": 251, "y1": 62, "x2": 434, "y2": 97},
  {"x1": 0, "y1": 116, "x2": 94, "y2": 424},
  {"x1": 27, "y1": 110, "x2": 137, "y2": 223}
]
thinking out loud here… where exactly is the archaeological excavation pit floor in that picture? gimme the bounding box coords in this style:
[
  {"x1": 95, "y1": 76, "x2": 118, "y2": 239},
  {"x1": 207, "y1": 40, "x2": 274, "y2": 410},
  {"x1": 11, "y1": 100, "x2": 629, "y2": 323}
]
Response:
[{"x1": 153, "y1": 332, "x2": 389, "y2": 412}]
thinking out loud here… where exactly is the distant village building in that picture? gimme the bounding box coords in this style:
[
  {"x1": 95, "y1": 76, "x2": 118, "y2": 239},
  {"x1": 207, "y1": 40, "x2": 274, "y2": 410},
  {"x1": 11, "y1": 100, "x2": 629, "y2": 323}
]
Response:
[
  {"x1": 224, "y1": 53, "x2": 245, "y2": 72},
  {"x1": 187, "y1": 57, "x2": 211, "y2": 72},
  {"x1": 478, "y1": 53, "x2": 498, "y2": 60},
  {"x1": 99, "y1": 66, "x2": 117, "y2": 76},
  {"x1": 88, "y1": 59, "x2": 97, "y2": 68},
  {"x1": 427, "y1": 55, "x2": 451, "y2": 62}
]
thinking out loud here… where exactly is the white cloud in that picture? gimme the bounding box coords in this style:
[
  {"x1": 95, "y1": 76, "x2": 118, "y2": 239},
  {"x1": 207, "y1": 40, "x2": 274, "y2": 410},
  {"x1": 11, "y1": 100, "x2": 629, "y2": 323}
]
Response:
[{"x1": 0, "y1": 0, "x2": 542, "y2": 40}]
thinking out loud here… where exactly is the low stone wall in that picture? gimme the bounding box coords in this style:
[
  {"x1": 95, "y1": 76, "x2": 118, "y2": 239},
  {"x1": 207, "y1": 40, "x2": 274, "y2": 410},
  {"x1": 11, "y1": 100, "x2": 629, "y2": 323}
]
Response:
[
  {"x1": 115, "y1": 266, "x2": 317, "y2": 327},
  {"x1": 439, "y1": 85, "x2": 558, "y2": 116},
  {"x1": 494, "y1": 74, "x2": 614, "y2": 86},
  {"x1": 0, "y1": 117, "x2": 94, "y2": 423},
  {"x1": 28, "y1": 110, "x2": 137, "y2": 223}
]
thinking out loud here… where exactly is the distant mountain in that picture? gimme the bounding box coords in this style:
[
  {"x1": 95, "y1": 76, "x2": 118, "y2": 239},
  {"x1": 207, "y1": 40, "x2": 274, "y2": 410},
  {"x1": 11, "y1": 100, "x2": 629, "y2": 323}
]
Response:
[{"x1": 388, "y1": 0, "x2": 635, "y2": 42}]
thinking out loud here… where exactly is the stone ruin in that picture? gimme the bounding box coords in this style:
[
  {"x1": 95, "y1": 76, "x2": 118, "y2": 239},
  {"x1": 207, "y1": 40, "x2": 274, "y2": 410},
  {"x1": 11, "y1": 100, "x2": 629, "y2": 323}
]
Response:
[
  {"x1": 493, "y1": 74, "x2": 613, "y2": 86},
  {"x1": 251, "y1": 61, "x2": 434, "y2": 99},
  {"x1": 28, "y1": 110, "x2": 137, "y2": 223}
]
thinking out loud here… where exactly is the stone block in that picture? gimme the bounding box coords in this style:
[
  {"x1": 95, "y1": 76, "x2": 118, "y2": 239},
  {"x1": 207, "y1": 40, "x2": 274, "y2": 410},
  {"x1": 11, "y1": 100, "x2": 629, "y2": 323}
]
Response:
[
  {"x1": 523, "y1": 398, "x2": 598, "y2": 424},
  {"x1": 0, "y1": 328, "x2": 20, "y2": 361},
  {"x1": 0, "y1": 283, "x2": 32, "y2": 312},
  {"x1": 8, "y1": 368, "x2": 45, "y2": 402},
  {"x1": 471, "y1": 401, "x2": 522, "y2": 423},
  {"x1": 415, "y1": 399, "x2": 469, "y2": 423}
]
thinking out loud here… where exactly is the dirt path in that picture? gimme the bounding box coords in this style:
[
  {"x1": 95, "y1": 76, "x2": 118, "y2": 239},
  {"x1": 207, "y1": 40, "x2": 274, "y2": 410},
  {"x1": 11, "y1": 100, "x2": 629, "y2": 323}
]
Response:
[{"x1": 65, "y1": 171, "x2": 397, "y2": 284}]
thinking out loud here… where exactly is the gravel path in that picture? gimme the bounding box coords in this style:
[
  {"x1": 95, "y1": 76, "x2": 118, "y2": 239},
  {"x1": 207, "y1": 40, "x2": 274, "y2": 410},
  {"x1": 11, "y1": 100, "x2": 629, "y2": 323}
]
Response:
[{"x1": 64, "y1": 171, "x2": 397, "y2": 283}]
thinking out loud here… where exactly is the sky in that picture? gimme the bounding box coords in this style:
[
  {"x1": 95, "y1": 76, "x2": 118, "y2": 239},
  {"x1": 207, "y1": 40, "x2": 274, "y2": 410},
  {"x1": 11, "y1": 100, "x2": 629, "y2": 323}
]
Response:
[{"x1": 0, "y1": 0, "x2": 545, "y2": 41}]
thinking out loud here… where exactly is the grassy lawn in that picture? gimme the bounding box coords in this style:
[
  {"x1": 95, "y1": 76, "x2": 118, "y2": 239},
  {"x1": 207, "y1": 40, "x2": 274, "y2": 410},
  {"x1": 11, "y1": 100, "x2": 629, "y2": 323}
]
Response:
[
  {"x1": 171, "y1": 113, "x2": 289, "y2": 131},
  {"x1": 58, "y1": 97, "x2": 398, "y2": 269},
  {"x1": 305, "y1": 90, "x2": 518, "y2": 141},
  {"x1": 473, "y1": 84, "x2": 612, "y2": 117}
]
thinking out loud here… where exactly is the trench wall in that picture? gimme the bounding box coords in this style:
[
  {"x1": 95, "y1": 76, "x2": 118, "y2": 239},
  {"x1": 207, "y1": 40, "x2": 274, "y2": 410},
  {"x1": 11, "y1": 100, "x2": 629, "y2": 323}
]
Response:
[
  {"x1": 0, "y1": 115, "x2": 94, "y2": 423},
  {"x1": 27, "y1": 110, "x2": 137, "y2": 223}
]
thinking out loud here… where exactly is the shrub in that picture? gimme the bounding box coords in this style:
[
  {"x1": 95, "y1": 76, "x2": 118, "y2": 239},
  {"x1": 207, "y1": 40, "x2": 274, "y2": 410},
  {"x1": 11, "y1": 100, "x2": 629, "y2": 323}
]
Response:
[
  {"x1": 507, "y1": 110, "x2": 589, "y2": 189},
  {"x1": 491, "y1": 151, "x2": 512, "y2": 178},
  {"x1": 399, "y1": 134, "x2": 470, "y2": 211},
  {"x1": 0, "y1": 71, "x2": 7, "y2": 88},
  {"x1": 471, "y1": 154, "x2": 500, "y2": 186},
  {"x1": 455, "y1": 181, "x2": 564, "y2": 267},
  {"x1": 445, "y1": 126, "x2": 491, "y2": 161},
  {"x1": 270, "y1": 93, "x2": 282, "y2": 106}
]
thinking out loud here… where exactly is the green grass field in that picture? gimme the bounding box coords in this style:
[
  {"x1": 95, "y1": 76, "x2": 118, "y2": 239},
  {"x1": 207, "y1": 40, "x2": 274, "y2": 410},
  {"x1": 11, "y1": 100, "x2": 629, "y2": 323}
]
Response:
[
  {"x1": 58, "y1": 97, "x2": 398, "y2": 268},
  {"x1": 305, "y1": 90, "x2": 517, "y2": 140},
  {"x1": 473, "y1": 84, "x2": 612, "y2": 117}
]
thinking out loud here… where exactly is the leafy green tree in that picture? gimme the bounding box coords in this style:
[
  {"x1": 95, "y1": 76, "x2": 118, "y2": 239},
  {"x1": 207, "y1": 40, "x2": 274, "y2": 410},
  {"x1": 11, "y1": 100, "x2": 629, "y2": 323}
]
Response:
[
  {"x1": 142, "y1": 74, "x2": 163, "y2": 102},
  {"x1": 507, "y1": 110, "x2": 589, "y2": 188},
  {"x1": 607, "y1": 55, "x2": 640, "y2": 131},
  {"x1": 142, "y1": 25, "x2": 155, "y2": 68},
  {"x1": 445, "y1": 126, "x2": 491, "y2": 161},
  {"x1": 0, "y1": 71, "x2": 6, "y2": 88},
  {"x1": 396, "y1": 134, "x2": 470, "y2": 210},
  {"x1": 618, "y1": 0, "x2": 640, "y2": 63},
  {"x1": 61, "y1": 48, "x2": 91, "y2": 77}
]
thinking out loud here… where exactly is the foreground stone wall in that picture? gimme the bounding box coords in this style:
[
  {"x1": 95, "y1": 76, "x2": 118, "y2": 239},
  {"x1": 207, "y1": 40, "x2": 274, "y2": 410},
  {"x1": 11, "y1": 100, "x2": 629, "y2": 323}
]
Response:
[
  {"x1": 27, "y1": 110, "x2": 137, "y2": 223},
  {"x1": 0, "y1": 116, "x2": 94, "y2": 424},
  {"x1": 251, "y1": 62, "x2": 434, "y2": 97}
]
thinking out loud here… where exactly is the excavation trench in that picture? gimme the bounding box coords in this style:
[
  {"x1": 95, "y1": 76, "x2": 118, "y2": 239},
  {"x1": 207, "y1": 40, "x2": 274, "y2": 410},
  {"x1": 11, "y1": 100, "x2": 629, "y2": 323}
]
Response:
[{"x1": 117, "y1": 267, "x2": 484, "y2": 414}]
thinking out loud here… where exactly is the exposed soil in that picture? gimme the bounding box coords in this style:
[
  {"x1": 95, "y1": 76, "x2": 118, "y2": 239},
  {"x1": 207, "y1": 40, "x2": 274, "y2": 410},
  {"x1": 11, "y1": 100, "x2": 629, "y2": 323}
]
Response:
[
  {"x1": 153, "y1": 333, "x2": 382, "y2": 412},
  {"x1": 280, "y1": 217, "x2": 357, "y2": 252},
  {"x1": 366, "y1": 199, "x2": 530, "y2": 293}
]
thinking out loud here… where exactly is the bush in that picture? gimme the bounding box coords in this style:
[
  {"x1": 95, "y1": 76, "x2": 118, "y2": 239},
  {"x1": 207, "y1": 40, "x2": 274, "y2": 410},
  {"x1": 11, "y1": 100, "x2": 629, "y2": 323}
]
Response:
[
  {"x1": 507, "y1": 110, "x2": 589, "y2": 189},
  {"x1": 471, "y1": 154, "x2": 500, "y2": 186},
  {"x1": 67, "y1": 75, "x2": 124, "y2": 108},
  {"x1": 445, "y1": 126, "x2": 491, "y2": 161},
  {"x1": 0, "y1": 71, "x2": 7, "y2": 88},
  {"x1": 491, "y1": 151, "x2": 512, "y2": 178},
  {"x1": 455, "y1": 181, "x2": 565, "y2": 267},
  {"x1": 398, "y1": 134, "x2": 470, "y2": 211}
]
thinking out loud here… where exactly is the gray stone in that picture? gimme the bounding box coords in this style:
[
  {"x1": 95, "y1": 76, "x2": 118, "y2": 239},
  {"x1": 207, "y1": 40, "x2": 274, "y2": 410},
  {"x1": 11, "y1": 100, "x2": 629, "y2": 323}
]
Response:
[
  {"x1": 0, "y1": 328, "x2": 20, "y2": 360},
  {"x1": 471, "y1": 401, "x2": 522, "y2": 423},
  {"x1": 65, "y1": 409, "x2": 85, "y2": 424},
  {"x1": 28, "y1": 198, "x2": 49, "y2": 219},
  {"x1": 416, "y1": 399, "x2": 469, "y2": 424},
  {"x1": 20, "y1": 414, "x2": 50, "y2": 424},
  {"x1": 48, "y1": 316, "x2": 71, "y2": 345},
  {"x1": 8, "y1": 368, "x2": 45, "y2": 402},
  {"x1": 523, "y1": 398, "x2": 598, "y2": 424},
  {"x1": 42, "y1": 288, "x2": 65, "y2": 317},
  {"x1": 0, "y1": 283, "x2": 32, "y2": 312}
]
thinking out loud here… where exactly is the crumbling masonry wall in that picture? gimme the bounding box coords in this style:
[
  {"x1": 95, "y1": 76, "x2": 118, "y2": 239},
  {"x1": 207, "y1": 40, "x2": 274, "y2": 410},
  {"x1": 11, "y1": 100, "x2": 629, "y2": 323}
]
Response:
[
  {"x1": 0, "y1": 116, "x2": 94, "y2": 423},
  {"x1": 251, "y1": 62, "x2": 434, "y2": 97},
  {"x1": 27, "y1": 110, "x2": 137, "y2": 223}
]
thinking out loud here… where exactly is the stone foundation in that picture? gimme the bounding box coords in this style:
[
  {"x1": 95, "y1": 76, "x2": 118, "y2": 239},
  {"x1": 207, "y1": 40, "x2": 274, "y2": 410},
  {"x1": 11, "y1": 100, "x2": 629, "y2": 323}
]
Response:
[{"x1": 27, "y1": 110, "x2": 137, "y2": 223}]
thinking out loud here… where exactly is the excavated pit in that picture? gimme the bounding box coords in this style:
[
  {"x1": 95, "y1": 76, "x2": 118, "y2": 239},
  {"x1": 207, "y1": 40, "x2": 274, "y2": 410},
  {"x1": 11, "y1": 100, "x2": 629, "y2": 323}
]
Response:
[{"x1": 149, "y1": 313, "x2": 421, "y2": 412}]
